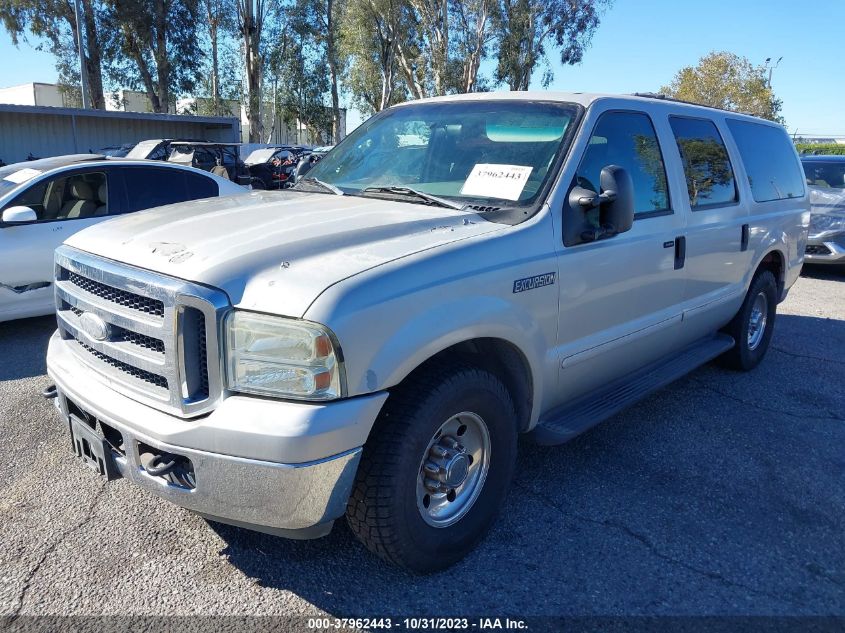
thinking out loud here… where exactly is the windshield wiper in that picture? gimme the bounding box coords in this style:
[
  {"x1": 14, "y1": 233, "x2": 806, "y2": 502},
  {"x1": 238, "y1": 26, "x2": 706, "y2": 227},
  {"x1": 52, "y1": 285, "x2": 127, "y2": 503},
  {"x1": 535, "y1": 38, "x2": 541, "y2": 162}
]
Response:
[
  {"x1": 361, "y1": 186, "x2": 465, "y2": 210},
  {"x1": 295, "y1": 177, "x2": 344, "y2": 195}
]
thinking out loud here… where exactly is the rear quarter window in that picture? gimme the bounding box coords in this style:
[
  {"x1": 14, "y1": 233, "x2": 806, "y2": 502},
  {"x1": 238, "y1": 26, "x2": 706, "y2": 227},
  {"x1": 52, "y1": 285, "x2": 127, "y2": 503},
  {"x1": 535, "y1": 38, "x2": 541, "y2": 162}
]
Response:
[{"x1": 726, "y1": 119, "x2": 805, "y2": 202}]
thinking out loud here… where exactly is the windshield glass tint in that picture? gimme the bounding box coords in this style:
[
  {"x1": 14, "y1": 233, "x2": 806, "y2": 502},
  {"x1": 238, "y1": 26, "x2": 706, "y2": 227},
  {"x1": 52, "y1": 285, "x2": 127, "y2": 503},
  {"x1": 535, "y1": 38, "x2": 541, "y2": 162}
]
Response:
[
  {"x1": 126, "y1": 140, "x2": 160, "y2": 159},
  {"x1": 307, "y1": 101, "x2": 577, "y2": 206},
  {"x1": 803, "y1": 161, "x2": 845, "y2": 190}
]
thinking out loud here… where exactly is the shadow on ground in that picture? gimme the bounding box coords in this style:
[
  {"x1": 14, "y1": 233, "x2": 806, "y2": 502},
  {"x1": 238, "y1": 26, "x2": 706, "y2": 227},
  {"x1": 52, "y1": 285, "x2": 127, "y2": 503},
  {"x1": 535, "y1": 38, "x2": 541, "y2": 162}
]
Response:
[
  {"x1": 0, "y1": 316, "x2": 56, "y2": 381},
  {"x1": 801, "y1": 263, "x2": 845, "y2": 281}
]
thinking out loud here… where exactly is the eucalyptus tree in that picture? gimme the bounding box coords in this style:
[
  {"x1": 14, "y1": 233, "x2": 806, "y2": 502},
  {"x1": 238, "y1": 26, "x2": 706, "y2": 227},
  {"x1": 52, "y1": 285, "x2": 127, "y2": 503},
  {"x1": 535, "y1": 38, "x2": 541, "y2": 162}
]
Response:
[
  {"x1": 494, "y1": 0, "x2": 610, "y2": 91},
  {"x1": 105, "y1": 0, "x2": 203, "y2": 113},
  {"x1": 0, "y1": 0, "x2": 109, "y2": 108}
]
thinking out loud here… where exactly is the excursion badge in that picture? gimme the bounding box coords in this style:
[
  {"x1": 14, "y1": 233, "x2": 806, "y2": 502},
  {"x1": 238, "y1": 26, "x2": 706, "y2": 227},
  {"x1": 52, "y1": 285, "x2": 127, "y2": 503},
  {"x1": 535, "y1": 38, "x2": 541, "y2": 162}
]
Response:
[{"x1": 512, "y1": 272, "x2": 556, "y2": 294}]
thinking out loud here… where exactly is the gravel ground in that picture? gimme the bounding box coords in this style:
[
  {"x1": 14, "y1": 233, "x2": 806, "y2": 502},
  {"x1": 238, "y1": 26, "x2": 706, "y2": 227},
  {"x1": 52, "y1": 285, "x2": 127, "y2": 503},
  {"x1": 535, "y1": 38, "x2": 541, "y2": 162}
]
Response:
[{"x1": 0, "y1": 266, "x2": 843, "y2": 621}]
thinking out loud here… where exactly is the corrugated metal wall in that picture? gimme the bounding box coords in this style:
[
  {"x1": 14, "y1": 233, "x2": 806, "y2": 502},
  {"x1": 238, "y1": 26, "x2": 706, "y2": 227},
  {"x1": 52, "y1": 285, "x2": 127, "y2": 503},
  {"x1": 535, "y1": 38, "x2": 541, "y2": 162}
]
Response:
[{"x1": 0, "y1": 108, "x2": 240, "y2": 164}]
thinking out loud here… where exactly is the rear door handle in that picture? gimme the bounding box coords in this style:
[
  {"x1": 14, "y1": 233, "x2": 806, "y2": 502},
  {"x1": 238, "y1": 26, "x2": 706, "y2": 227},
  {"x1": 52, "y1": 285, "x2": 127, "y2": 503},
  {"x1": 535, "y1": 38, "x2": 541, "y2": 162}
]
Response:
[
  {"x1": 741, "y1": 224, "x2": 750, "y2": 252},
  {"x1": 674, "y1": 236, "x2": 686, "y2": 270}
]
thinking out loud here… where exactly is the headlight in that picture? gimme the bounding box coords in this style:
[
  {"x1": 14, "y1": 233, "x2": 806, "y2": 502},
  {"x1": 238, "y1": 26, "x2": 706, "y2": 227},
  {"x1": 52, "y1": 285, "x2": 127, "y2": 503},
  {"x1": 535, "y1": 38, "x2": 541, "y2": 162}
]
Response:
[
  {"x1": 809, "y1": 213, "x2": 845, "y2": 237},
  {"x1": 225, "y1": 311, "x2": 344, "y2": 400}
]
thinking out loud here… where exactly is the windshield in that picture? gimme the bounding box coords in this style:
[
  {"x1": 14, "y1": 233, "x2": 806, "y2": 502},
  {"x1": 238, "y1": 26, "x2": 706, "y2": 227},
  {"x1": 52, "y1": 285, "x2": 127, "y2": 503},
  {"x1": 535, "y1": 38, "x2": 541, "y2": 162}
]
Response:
[
  {"x1": 803, "y1": 161, "x2": 845, "y2": 190},
  {"x1": 126, "y1": 140, "x2": 162, "y2": 160},
  {"x1": 0, "y1": 164, "x2": 42, "y2": 198},
  {"x1": 244, "y1": 148, "x2": 280, "y2": 165},
  {"x1": 306, "y1": 100, "x2": 578, "y2": 208},
  {"x1": 168, "y1": 146, "x2": 195, "y2": 163}
]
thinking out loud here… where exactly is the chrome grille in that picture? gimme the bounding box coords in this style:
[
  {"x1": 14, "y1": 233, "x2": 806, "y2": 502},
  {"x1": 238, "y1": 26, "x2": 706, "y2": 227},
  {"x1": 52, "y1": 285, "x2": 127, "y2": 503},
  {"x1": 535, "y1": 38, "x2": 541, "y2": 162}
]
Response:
[
  {"x1": 67, "y1": 271, "x2": 165, "y2": 317},
  {"x1": 54, "y1": 246, "x2": 229, "y2": 417},
  {"x1": 75, "y1": 340, "x2": 169, "y2": 390},
  {"x1": 118, "y1": 330, "x2": 166, "y2": 354}
]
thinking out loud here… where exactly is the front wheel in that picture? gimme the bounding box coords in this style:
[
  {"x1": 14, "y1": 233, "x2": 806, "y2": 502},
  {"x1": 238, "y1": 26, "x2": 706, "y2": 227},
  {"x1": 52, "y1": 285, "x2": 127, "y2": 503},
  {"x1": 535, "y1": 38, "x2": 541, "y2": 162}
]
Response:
[
  {"x1": 346, "y1": 365, "x2": 518, "y2": 573},
  {"x1": 720, "y1": 269, "x2": 778, "y2": 371}
]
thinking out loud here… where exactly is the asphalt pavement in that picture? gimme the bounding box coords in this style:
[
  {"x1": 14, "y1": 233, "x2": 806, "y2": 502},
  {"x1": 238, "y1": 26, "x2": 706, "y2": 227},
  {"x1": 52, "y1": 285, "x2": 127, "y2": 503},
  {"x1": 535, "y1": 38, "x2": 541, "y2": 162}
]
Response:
[{"x1": 0, "y1": 266, "x2": 843, "y2": 620}]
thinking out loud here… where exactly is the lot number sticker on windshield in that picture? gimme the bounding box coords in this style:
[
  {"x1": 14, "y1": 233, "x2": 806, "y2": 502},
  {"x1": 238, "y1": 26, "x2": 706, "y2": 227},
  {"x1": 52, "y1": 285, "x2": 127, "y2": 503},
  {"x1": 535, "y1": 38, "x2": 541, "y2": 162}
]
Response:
[
  {"x1": 3, "y1": 167, "x2": 41, "y2": 184},
  {"x1": 460, "y1": 164, "x2": 533, "y2": 201}
]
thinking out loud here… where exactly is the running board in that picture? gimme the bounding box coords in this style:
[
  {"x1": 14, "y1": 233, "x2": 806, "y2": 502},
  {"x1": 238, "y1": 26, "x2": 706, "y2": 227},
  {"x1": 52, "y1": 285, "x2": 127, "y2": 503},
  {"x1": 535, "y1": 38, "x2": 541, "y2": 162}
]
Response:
[{"x1": 533, "y1": 334, "x2": 735, "y2": 446}]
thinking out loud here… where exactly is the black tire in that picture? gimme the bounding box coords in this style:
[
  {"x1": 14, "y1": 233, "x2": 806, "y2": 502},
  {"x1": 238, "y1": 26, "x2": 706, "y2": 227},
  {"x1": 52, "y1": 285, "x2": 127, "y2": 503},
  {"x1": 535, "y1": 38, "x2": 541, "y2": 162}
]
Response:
[
  {"x1": 720, "y1": 269, "x2": 778, "y2": 371},
  {"x1": 346, "y1": 364, "x2": 518, "y2": 573}
]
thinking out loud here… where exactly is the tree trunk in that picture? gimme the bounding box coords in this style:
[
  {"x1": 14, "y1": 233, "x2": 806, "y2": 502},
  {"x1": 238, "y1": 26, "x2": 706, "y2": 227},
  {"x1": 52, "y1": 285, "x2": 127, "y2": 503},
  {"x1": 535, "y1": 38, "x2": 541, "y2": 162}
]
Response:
[
  {"x1": 241, "y1": 0, "x2": 263, "y2": 142},
  {"x1": 80, "y1": 0, "x2": 105, "y2": 108},
  {"x1": 210, "y1": 17, "x2": 220, "y2": 115},
  {"x1": 395, "y1": 39, "x2": 425, "y2": 99},
  {"x1": 326, "y1": 0, "x2": 341, "y2": 142},
  {"x1": 152, "y1": 0, "x2": 170, "y2": 113}
]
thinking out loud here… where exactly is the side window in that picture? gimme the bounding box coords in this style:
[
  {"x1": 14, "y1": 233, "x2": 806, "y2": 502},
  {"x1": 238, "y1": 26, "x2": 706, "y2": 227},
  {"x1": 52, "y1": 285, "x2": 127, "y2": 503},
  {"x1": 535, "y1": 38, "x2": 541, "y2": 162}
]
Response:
[
  {"x1": 726, "y1": 119, "x2": 805, "y2": 202},
  {"x1": 185, "y1": 172, "x2": 219, "y2": 199},
  {"x1": 575, "y1": 111, "x2": 670, "y2": 218},
  {"x1": 221, "y1": 148, "x2": 238, "y2": 167},
  {"x1": 5, "y1": 171, "x2": 109, "y2": 221},
  {"x1": 669, "y1": 117, "x2": 737, "y2": 208},
  {"x1": 123, "y1": 168, "x2": 188, "y2": 212}
]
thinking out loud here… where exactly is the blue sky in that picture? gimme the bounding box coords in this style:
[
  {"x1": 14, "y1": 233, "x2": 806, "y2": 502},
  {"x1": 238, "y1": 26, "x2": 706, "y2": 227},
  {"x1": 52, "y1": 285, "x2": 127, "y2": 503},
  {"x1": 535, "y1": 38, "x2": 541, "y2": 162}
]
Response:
[{"x1": 1, "y1": 0, "x2": 841, "y2": 136}]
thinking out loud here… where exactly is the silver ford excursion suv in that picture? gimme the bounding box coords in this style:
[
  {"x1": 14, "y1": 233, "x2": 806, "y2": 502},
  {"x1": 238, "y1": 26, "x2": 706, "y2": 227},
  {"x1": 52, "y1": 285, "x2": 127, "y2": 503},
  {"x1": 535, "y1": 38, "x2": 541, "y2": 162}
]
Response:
[{"x1": 46, "y1": 93, "x2": 809, "y2": 572}]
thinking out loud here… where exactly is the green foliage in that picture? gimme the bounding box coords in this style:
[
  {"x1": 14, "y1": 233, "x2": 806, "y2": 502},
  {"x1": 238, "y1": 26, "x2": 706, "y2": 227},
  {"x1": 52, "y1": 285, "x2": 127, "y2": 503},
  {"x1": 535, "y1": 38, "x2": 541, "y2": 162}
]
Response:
[
  {"x1": 267, "y1": 14, "x2": 333, "y2": 140},
  {"x1": 1, "y1": 0, "x2": 617, "y2": 136},
  {"x1": 660, "y1": 51, "x2": 783, "y2": 123},
  {"x1": 103, "y1": 0, "x2": 204, "y2": 113},
  {"x1": 495, "y1": 0, "x2": 611, "y2": 91},
  {"x1": 795, "y1": 143, "x2": 845, "y2": 156}
]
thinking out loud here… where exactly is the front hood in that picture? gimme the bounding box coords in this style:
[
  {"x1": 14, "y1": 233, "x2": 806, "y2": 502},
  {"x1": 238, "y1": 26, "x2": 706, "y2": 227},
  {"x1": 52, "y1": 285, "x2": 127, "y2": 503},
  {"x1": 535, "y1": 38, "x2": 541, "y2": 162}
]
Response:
[
  {"x1": 809, "y1": 186, "x2": 845, "y2": 214},
  {"x1": 66, "y1": 190, "x2": 503, "y2": 316}
]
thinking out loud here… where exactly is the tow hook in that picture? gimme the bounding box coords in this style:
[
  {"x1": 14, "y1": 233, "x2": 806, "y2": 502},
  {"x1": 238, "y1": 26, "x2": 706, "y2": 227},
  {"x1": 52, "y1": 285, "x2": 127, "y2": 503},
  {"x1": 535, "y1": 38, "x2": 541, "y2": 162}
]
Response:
[{"x1": 42, "y1": 384, "x2": 58, "y2": 400}]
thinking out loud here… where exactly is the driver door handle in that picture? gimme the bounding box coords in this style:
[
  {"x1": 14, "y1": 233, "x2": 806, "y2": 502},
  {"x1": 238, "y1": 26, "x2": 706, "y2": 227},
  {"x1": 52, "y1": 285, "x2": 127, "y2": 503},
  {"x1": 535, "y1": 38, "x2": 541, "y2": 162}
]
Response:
[{"x1": 674, "y1": 236, "x2": 686, "y2": 270}]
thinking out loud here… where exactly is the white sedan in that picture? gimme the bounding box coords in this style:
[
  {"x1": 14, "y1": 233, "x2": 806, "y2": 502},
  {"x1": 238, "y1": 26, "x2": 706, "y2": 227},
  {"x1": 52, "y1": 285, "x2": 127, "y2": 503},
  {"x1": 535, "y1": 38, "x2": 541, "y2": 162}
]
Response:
[{"x1": 0, "y1": 154, "x2": 245, "y2": 322}]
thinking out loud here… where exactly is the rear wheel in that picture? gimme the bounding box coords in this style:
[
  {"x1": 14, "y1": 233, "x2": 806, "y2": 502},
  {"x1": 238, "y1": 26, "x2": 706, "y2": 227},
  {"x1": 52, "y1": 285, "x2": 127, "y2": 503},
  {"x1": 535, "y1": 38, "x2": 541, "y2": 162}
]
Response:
[
  {"x1": 720, "y1": 269, "x2": 778, "y2": 371},
  {"x1": 346, "y1": 365, "x2": 517, "y2": 573}
]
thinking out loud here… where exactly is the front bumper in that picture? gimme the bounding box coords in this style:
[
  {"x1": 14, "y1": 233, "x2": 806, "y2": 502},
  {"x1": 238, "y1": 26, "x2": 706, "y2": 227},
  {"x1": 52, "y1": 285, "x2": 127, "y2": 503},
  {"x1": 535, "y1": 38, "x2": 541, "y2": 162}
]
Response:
[
  {"x1": 47, "y1": 332, "x2": 387, "y2": 537},
  {"x1": 805, "y1": 232, "x2": 845, "y2": 264}
]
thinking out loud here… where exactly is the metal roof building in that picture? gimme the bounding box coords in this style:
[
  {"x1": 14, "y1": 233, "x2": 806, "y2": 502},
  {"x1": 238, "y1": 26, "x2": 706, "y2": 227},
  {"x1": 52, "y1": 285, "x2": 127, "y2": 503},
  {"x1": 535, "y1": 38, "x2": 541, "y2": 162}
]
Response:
[{"x1": 0, "y1": 104, "x2": 241, "y2": 165}]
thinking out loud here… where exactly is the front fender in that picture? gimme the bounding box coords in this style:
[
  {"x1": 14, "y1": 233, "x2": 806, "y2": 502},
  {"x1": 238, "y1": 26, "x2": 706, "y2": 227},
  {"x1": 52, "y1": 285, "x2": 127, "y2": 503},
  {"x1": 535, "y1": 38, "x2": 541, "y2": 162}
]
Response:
[{"x1": 359, "y1": 294, "x2": 545, "y2": 402}]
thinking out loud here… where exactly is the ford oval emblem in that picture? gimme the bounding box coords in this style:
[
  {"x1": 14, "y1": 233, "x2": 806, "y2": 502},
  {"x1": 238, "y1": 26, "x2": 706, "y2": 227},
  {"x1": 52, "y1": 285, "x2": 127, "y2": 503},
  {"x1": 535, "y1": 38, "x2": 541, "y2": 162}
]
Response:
[{"x1": 79, "y1": 312, "x2": 111, "y2": 342}]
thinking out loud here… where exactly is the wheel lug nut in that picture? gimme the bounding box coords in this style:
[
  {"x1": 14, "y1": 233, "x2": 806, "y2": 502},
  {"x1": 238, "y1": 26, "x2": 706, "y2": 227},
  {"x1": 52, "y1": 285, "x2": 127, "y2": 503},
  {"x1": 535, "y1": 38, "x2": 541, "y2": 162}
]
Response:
[
  {"x1": 424, "y1": 462, "x2": 440, "y2": 476},
  {"x1": 431, "y1": 445, "x2": 448, "y2": 458},
  {"x1": 424, "y1": 477, "x2": 441, "y2": 491}
]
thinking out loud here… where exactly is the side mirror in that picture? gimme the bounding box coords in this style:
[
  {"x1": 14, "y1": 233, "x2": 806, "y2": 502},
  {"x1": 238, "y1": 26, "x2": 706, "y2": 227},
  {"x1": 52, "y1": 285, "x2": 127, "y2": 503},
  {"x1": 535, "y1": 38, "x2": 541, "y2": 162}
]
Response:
[
  {"x1": 1, "y1": 205, "x2": 38, "y2": 225},
  {"x1": 568, "y1": 165, "x2": 634, "y2": 243}
]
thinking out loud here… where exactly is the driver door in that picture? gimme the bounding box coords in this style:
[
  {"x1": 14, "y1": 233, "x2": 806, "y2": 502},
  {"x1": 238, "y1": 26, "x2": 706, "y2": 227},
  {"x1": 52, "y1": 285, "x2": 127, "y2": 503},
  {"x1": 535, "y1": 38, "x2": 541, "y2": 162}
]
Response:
[
  {"x1": 0, "y1": 169, "x2": 114, "y2": 321},
  {"x1": 552, "y1": 107, "x2": 688, "y2": 404}
]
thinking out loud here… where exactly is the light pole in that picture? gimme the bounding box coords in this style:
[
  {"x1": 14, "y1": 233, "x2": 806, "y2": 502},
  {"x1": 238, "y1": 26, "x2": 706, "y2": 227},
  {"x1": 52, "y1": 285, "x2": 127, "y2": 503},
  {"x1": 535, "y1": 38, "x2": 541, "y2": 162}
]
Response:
[
  {"x1": 74, "y1": 0, "x2": 90, "y2": 108},
  {"x1": 764, "y1": 56, "x2": 783, "y2": 88}
]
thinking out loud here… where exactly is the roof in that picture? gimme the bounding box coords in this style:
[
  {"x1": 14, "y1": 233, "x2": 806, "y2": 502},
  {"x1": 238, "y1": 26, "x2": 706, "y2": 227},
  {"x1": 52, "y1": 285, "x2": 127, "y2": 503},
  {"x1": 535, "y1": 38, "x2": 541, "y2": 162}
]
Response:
[
  {"x1": 0, "y1": 102, "x2": 237, "y2": 127},
  {"x1": 0, "y1": 154, "x2": 105, "y2": 172},
  {"x1": 392, "y1": 91, "x2": 779, "y2": 125},
  {"x1": 800, "y1": 155, "x2": 845, "y2": 162},
  {"x1": 168, "y1": 141, "x2": 242, "y2": 147}
]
